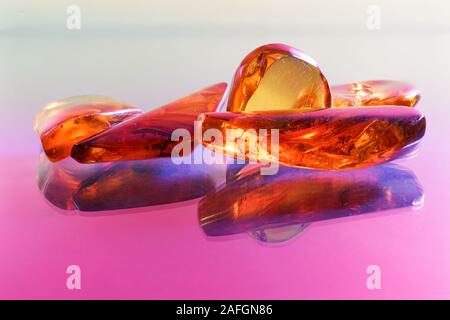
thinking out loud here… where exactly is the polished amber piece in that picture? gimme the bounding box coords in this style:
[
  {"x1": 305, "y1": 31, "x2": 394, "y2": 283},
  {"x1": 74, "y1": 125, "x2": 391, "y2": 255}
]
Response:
[
  {"x1": 331, "y1": 80, "x2": 420, "y2": 107},
  {"x1": 199, "y1": 163, "x2": 423, "y2": 237},
  {"x1": 199, "y1": 107, "x2": 426, "y2": 170},
  {"x1": 34, "y1": 96, "x2": 142, "y2": 162},
  {"x1": 227, "y1": 43, "x2": 331, "y2": 112},
  {"x1": 71, "y1": 83, "x2": 227, "y2": 163}
]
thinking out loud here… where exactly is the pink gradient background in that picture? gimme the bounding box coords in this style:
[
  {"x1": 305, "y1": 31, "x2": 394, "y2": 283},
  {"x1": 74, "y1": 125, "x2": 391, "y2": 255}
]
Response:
[{"x1": 1, "y1": 1, "x2": 450, "y2": 299}]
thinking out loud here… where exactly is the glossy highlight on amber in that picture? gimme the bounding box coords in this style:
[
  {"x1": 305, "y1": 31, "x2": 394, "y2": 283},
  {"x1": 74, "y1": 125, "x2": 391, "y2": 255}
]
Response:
[
  {"x1": 34, "y1": 96, "x2": 142, "y2": 162},
  {"x1": 331, "y1": 80, "x2": 420, "y2": 108},
  {"x1": 199, "y1": 107, "x2": 426, "y2": 170},
  {"x1": 71, "y1": 83, "x2": 227, "y2": 163},
  {"x1": 227, "y1": 43, "x2": 331, "y2": 112}
]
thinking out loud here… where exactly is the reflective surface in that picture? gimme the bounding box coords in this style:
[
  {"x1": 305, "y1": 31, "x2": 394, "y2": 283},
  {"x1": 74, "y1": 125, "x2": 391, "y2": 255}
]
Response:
[
  {"x1": 199, "y1": 164, "x2": 423, "y2": 240},
  {"x1": 39, "y1": 150, "x2": 226, "y2": 211}
]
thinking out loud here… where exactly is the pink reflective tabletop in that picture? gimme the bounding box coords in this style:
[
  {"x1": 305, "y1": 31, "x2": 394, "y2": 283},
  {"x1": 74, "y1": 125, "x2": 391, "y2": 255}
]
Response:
[{"x1": 1, "y1": 2, "x2": 450, "y2": 300}]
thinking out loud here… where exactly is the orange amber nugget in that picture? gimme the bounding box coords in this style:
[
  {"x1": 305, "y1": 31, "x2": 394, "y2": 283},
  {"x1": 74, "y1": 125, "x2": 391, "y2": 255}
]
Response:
[
  {"x1": 199, "y1": 107, "x2": 426, "y2": 170},
  {"x1": 34, "y1": 96, "x2": 142, "y2": 162},
  {"x1": 331, "y1": 80, "x2": 420, "y2": 107},
  {"x1": 72, "y1": 83, "x2": 227, "y2": 163},
  {"x1": 227, "y1": 43, "x2": 331, "y2": 112}
]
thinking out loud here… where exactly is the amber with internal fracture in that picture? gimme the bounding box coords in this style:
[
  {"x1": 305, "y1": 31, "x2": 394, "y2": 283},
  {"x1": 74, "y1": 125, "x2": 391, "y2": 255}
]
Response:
[
  {"x1": 331, "y1": 80, "x2": 420, "y2": 107},
  {"x1": 199, "y1": 107, "x2": 426, "y2": 170},
  {"x1": 227, "y1": 43, "x2": 331, "y2": 112}
]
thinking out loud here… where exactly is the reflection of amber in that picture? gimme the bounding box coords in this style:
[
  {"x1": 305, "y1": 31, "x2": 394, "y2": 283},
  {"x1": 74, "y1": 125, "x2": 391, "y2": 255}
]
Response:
[
  {"x1": 38, "y1": 154, "x2": 111, "y2": 210},
  {"x1": 200, "y1": 106, "x2": 426, "y2": 170},
  {"x1": 331, "y1": 80, "x2": 420, "y2": 108},
  {"x1": 227, "y1": 43, "x2": 331, "y2": 112},
  {"x1": 71, "y1": 83, "x2": 227, "y2": 163},
  {"x1": 74, "y1": 160, "x2": 218, "y2": 211},
  {"x1": 249, "y1": 224, "x2": 309, "y2": 243},
  {"x1": 38, "y1": 153, "x2": 221, "y2": 211},
  {"x1": 34, "y1": 96, "x2": 142, "y2": 162},
  {"x1": 199, "y1": 164, "x2": 423, "y2": 237}
]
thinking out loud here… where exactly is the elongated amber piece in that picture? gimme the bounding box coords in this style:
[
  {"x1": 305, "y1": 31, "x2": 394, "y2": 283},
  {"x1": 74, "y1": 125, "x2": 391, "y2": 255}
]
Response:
[
  {"x1": 199, "y1": 107, "x2": 426, "y2": 170},
  {"x1": 227, "y1": 43, "x2": 331, "y2": 112},
  {"x1": 34, "y1": 96, "x2": 142, "y2": 162},
  {"x1": 331, "y1": 80, "x2": 420, "y2": 107},
  {"x1": 199, "y1": 163, "x2": 423, "y2": 237},
  {"x1": 71, "y1": 83, "x2": 227, "y2": 163}
]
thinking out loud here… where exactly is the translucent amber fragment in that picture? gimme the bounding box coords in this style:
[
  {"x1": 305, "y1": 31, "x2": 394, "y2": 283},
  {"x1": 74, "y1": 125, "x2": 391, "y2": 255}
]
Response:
[
  {"x1": 199, "y1": 107, "x2": 426, "y2": 170},
  {"x1": 34, "y1": 96, "x2": 142, "y2": 162},
  {"x1": 227, "y1": 43, "x2": 331, "y2": 112},
  {"x1": 199, "y1": 164, "x2": 423, "y2": 237},
  {"x1": 72, "y1": 83, "x2": 227, "y2": 163},
  {"x1": 331, "y1": 80, "x2": 420, "y2": 107}
]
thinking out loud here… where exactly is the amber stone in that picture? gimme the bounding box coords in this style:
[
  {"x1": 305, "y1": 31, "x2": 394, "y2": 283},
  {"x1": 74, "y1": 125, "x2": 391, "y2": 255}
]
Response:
[
  {"x1": 34, "y1": 96, "x2": 142, "y2": 162},
  {"x1": 199, "y1": 106, "x2": 426, "y2": 170},
  {"x1": 199, "y1": 163, "x2": 423, "y2": 237},
  {"x1": 331, "y1": 80, "x2": 420, "y2": 107},
  {"x1": 227, "y1": 43, "x2": 331, "y2": 112},
  {"x1": 71, "y1": 83, "x2": 227, "y2": 163}
]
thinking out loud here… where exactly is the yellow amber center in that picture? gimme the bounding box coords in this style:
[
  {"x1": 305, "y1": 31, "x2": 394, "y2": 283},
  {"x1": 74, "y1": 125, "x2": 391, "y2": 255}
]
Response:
[{"x1": 245, "y1": 56, "x2": 327, "y2": 112}]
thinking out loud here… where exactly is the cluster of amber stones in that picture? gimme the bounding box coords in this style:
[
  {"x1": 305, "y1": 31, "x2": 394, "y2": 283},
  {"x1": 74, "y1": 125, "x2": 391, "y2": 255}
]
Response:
[
  {"x1": 35, "y1": 43, "x2": 425, "y2": 171},
  {"x1": 35, "y1": 84, "x2": 227, "y2": 163}
]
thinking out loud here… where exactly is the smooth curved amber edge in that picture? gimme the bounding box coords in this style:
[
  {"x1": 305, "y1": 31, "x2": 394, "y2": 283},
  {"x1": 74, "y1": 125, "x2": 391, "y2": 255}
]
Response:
[
  {"x1": 227, "y1": 43, "x2": 331, "y2": 112},
  {"x1": 199, "y1": 106, "x2": 426, "y2": 170},
  {"x1": 35, "y1": 96, "x2": 142, "y2": 162}
]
